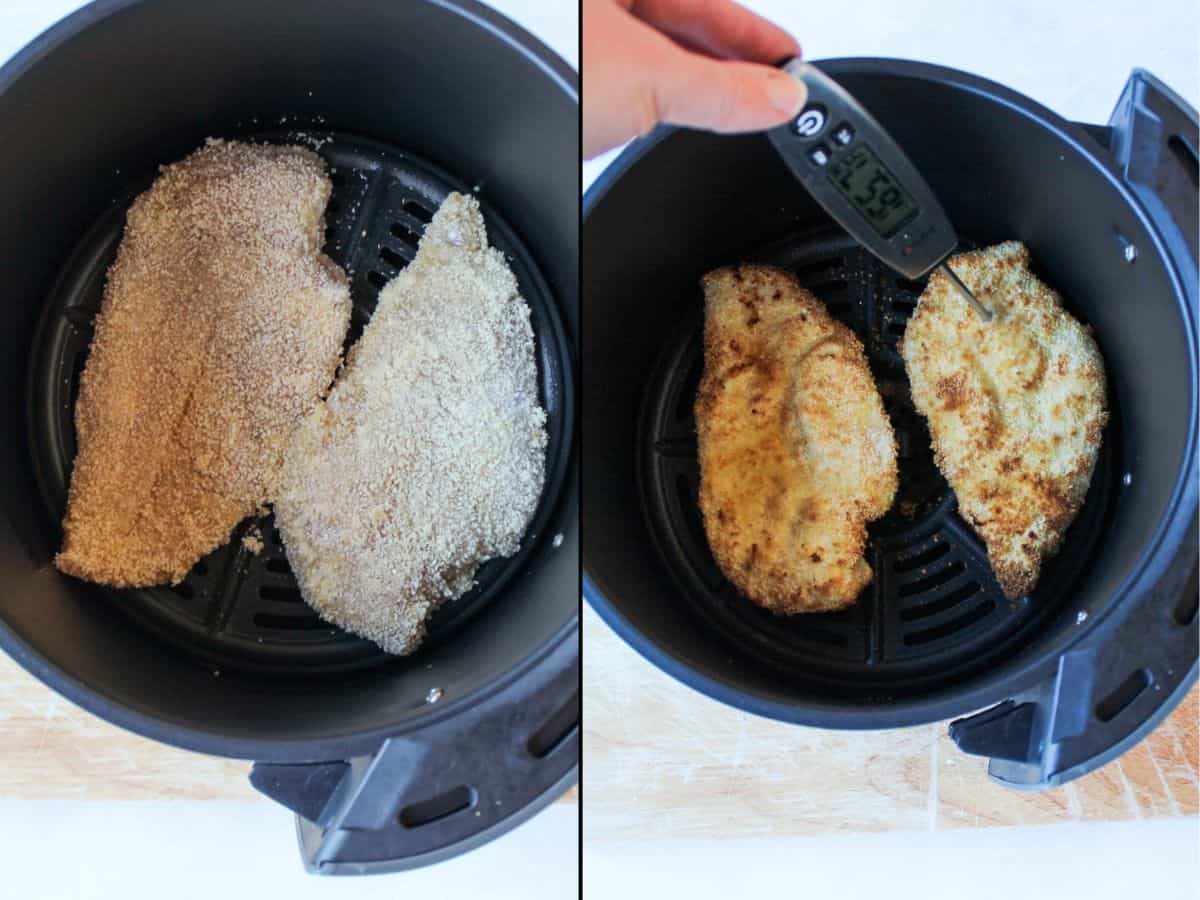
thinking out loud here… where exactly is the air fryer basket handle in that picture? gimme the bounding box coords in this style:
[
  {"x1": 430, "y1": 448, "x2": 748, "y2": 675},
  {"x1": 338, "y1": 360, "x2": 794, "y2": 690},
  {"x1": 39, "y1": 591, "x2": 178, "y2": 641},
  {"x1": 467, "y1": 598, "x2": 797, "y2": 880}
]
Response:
[
  {"x1": 1106, "y1": 69, "x2": 1199, "y2": 289},
  {"x1": 947, "y1": 70, "x2": 1200, "y2": 792},
  {"x1": 250, "y1": 635, "x2": 578, "y2": 875},
  {"x1": 949, "y1": 511, "x2": 1198, "y2": 789}
]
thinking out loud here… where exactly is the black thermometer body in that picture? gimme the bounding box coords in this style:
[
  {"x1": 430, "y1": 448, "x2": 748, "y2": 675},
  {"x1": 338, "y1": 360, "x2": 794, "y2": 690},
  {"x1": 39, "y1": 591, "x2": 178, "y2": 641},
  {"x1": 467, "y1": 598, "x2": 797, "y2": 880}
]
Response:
[{"x1": 767, "y1": 59, "x2": 958, "y2": 282}]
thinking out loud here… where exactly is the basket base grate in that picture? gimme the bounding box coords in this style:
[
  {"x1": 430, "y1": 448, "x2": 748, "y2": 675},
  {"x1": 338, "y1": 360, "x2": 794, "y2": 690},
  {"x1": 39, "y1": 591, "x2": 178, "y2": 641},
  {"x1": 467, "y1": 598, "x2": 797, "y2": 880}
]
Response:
[
  {"x1": 638, "y1": 229, "x2": 1117, "y2": 694},
  {"x1": 27, "y1": 129, "x2": 570, "y2": 675}
]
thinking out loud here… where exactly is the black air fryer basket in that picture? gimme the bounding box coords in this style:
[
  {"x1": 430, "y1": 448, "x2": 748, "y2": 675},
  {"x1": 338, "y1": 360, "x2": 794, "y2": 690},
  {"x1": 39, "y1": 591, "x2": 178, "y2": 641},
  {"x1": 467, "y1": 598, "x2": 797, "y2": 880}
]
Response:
[
  {"x1": 0, "y1": 0, "x2": 578, "y2": 874},
  {"x1": 584, "y1": 59, "x2": 1197, "y2": 789}
]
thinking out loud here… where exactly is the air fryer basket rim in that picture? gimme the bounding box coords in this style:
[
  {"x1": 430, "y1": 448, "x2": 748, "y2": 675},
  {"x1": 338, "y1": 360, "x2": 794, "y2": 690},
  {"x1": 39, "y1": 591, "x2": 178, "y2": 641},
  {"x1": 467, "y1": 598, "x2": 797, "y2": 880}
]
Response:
[
  {"x1": 583, "y1": 56, "x2": 1199, "y2": 730},
  {"x1": 0, "y1": 612, "x2": 578, "y2": 761},
  {"x1": 0, "y1": 0, "x2": 578, "y2": 106},
  {"x1": 0, "y1": 0, "x2": 580, "y2": 763}
]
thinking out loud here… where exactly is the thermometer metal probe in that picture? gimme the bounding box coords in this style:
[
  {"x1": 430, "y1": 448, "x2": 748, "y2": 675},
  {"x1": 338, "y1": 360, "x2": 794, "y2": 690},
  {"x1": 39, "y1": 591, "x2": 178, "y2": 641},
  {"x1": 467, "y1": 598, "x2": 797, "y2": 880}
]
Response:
[{"x1": 766, "y1": 59, "x2": 993, "y2": 322}]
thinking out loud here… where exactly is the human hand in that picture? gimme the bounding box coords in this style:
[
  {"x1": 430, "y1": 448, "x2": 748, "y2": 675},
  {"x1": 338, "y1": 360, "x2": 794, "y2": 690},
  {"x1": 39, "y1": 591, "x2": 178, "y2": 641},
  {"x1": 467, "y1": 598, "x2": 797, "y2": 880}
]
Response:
[{"x1": 583, "y1": 0, "x2": 806, "y2": 159}]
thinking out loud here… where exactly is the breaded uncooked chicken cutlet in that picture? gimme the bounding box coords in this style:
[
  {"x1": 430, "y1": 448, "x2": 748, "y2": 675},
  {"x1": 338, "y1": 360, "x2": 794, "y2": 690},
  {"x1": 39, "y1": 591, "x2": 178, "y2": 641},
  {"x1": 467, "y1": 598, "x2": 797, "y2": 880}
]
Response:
[
  {"x1": 901, "y1": 241, "x2": 1107, "y2": 599},
  {"x1": 273, "y1": 193, "x2": 547, "y2": 655},
  {"x1": 56, "y1": 139, "x2": 351, "y2": 587},
  {"x1": 695, "y1": 265, "x2": 898, "y2": 614}
]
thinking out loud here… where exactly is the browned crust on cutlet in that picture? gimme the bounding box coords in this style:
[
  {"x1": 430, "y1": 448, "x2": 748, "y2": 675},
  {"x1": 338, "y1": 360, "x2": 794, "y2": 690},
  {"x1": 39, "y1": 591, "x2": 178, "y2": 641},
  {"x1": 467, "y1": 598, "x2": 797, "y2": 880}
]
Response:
[
  {"x1": 695, "y1": 264, "x2": 898, "y2": 614},
  {"x1": 901, "y1": 241, "x2": 1107, "y2": 599}
]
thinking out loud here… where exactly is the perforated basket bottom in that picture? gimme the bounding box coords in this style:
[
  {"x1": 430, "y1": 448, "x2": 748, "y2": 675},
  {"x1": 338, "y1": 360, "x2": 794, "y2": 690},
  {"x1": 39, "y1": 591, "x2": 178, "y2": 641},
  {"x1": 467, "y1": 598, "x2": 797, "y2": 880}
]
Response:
[
  {"x1": 27, "y1": 130, "x2": 571, "y2": 676},
  {"x1": 639, "y1": 230, "x2": 1117, "y2": 695}
]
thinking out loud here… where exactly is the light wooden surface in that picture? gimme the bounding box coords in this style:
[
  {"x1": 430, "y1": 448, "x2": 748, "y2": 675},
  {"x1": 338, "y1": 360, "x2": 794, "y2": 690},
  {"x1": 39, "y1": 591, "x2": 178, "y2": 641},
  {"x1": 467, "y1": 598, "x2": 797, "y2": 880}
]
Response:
[
  {"x1": 0, "y1": 652, "x2": 577, "y2": 804},
  {"x1": 583, "y1": 605, "x2": 1198, "y2": 843}
]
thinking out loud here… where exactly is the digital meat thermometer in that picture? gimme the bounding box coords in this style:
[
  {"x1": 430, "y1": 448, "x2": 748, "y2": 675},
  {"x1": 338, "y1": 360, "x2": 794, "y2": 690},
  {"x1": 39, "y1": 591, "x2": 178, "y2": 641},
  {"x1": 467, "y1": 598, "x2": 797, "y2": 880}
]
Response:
[{"x1": 767, "y1": 59, "x2": 993, "y2": 321}]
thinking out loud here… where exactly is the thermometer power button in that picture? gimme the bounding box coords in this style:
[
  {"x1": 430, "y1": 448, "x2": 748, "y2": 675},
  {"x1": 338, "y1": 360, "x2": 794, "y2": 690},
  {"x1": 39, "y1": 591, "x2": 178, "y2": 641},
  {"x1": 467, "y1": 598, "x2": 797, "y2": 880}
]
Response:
[{"x1": 791, "y1": 105, "x2": 826, "y2": 138}]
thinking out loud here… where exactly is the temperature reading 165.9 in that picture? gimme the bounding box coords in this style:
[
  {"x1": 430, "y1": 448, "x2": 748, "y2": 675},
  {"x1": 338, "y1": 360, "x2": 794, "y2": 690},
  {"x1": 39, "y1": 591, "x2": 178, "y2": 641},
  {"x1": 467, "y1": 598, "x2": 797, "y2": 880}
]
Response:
[{"x1": 827, "y1": 143, "x2": 918, "y2": 238}]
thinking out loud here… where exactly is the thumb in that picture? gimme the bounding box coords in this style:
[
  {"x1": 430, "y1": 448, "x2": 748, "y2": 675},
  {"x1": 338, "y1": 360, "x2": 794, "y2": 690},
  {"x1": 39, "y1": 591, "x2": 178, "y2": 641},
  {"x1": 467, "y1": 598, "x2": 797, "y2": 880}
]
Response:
[{"x1": 648, "y1": 52, "x2": 808, "y2": 134}]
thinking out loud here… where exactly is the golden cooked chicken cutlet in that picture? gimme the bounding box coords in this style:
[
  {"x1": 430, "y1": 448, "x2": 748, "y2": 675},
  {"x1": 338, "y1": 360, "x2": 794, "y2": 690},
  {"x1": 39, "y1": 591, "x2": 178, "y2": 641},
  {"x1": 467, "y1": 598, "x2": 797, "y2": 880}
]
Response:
[
  {"x1": 900, "y1": 241, "x2": 1107, "y2": 599},
  {"x1": 55, "y1": 140, "x2": 351, "y2": 587},
  {"x1": 695, "y1": 264, "x2": 898, "y2": 614}
]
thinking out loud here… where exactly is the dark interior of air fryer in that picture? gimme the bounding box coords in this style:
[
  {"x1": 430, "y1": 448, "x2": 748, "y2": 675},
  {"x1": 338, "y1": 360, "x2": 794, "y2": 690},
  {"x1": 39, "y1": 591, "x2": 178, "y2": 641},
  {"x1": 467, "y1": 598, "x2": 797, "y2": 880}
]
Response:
[
  {"x1": 584, "y1": 67, "x2": 1196, "y2": 712},
  {"x1": 640, "y1": 230, "x2": 1116, "y2": 694},
  {"x1": 27, "y1": 128, "x2": 571, "y2": 677}
]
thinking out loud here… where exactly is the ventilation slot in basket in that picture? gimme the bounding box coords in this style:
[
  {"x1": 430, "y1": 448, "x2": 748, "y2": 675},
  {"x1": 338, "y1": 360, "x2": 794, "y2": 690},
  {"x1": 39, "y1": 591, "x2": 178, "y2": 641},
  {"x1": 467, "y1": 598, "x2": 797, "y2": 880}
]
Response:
[
  {"x1": 379, "y1": 244, "x2": 407, "y2": 270},
  {"x1": 900, "y1": 582, "x2": 981, "y2": 622},
  {"x1": 809, "y1": 278, "x2": 849, "y2": 295},
  {"x1": 399, "y1": 786, "x2": 476, "y2": 829},
  {"x1": 265, "y1": 557, "x2": 291, "y2": 575},
  {"x1": 787, "y1": 622, "x2": 849, "y2": 647},
  {"x1": 1096, "y1": 668, "x2": 1152, "y2": 722},
  {"x1": 401, "y1": 199, "x2": 433, "y2": 223},
  {"x1": 252, "y1": 612, "x2": 327, "y2": 631},
  {"x1": 894, "y1": 542, "x2": 950, "y2": 573},
  {"x1": 897, "y1": 561, "x2": 966, "y2": 597},
  {"x1": 903, "y1": 599, "x2": 995, "y2": 645},
  {"x1": 390, "y1": 222, "x2": 421, "y2": 248},
  {"x1": 1174, "y1": 589, "x2": 1198, "y2": 626},
  {"x1": 528, "y1": 695, "x2": 579, "y2": 759},
  {"x1": 259, "y1": 585, "x2": 303, "y2": 603},
  {"x1": 792, "y1": 257, "x2": 843, "y2": 282}
]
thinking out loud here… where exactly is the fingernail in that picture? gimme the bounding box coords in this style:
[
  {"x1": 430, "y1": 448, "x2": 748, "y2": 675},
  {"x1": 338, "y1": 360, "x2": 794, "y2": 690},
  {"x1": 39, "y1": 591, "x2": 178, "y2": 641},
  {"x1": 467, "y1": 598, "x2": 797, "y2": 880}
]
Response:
[{"x1": 766, "y1": 72, "x2": 806, "y2": 116}]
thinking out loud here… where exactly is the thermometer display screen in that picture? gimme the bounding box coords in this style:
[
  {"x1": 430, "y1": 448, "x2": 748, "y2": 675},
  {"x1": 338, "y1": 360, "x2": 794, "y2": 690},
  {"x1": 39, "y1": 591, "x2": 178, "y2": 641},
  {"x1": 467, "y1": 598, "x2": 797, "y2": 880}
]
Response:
[{"x1": 827, "y1": 143, "x2": 918, "y2": 238}]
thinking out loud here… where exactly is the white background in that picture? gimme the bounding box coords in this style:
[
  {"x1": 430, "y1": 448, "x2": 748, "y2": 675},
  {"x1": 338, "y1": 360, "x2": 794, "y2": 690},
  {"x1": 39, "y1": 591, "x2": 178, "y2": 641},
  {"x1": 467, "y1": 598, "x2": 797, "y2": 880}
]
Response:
[
  {"x1": 0, "y1": 1, "x2": 577, "y2": 897},
  {"x1": 583, "y1": 1, "x2": 1198, "y2": 899}
]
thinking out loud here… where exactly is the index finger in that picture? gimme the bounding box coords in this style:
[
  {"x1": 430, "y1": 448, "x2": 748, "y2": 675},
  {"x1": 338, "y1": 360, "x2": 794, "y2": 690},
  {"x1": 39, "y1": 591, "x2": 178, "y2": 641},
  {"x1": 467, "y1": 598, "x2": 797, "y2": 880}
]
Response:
[{"x1": 630, "y1": 0, "x2": 800, "y2": 63}]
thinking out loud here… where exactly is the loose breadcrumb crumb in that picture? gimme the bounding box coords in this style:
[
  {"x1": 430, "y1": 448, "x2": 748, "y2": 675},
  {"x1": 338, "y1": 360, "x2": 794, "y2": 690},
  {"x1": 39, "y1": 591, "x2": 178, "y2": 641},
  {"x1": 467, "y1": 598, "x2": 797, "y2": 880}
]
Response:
[{"x1": 241, "y1": 527, "x2": 265, "y2": 556}]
